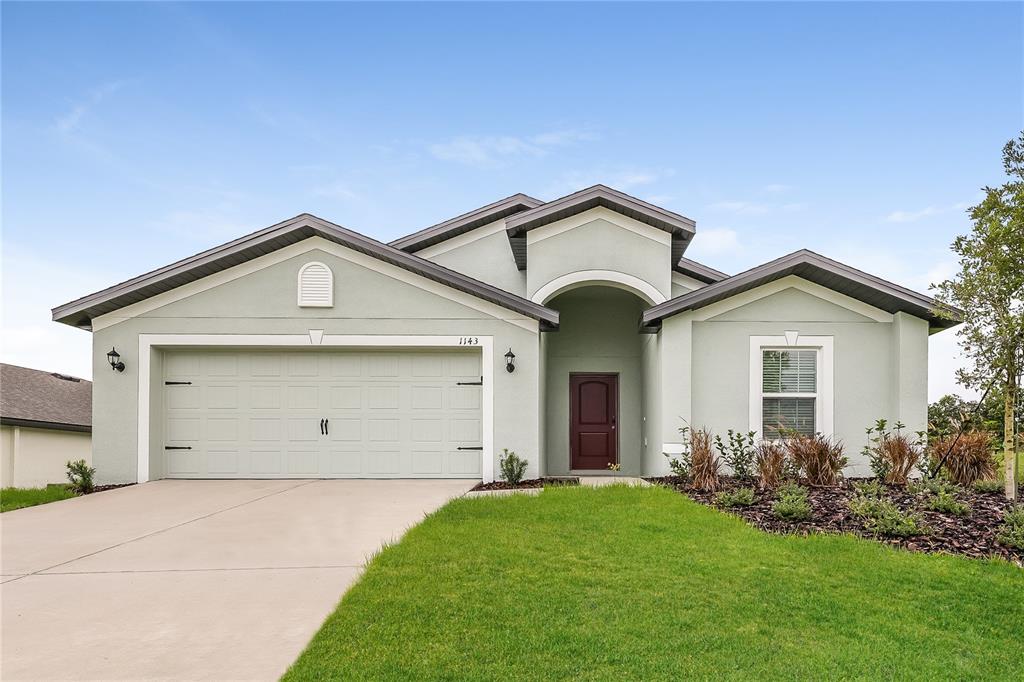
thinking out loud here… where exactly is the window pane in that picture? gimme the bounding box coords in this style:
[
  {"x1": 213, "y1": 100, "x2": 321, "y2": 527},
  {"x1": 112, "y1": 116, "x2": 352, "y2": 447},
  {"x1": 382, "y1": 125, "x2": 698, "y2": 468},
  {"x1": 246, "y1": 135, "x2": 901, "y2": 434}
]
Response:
[
  {"x1": 762, "y1": 397, "x2": 815, "y2": 439},
  {"x1": 764, "y1": 349, "x2": 816, "y2": 393}
]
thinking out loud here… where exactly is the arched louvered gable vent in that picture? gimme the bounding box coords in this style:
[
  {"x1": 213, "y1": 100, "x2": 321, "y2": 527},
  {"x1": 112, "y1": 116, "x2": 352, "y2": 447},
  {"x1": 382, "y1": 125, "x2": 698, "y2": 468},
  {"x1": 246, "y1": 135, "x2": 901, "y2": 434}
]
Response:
[{"x1": 297, "y1": 262, "x2": 333, "y2": 307}]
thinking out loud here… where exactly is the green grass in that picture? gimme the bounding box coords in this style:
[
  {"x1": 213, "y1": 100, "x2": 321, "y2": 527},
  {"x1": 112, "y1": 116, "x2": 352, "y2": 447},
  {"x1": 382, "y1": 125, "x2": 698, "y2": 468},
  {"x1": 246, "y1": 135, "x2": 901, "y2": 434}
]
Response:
[
  {"x1": 0, "y1": 484, "x2": 78, "y2": 512},
  {"x1": 285, "y1": 485, "x2": 1024, "y2": 681}
]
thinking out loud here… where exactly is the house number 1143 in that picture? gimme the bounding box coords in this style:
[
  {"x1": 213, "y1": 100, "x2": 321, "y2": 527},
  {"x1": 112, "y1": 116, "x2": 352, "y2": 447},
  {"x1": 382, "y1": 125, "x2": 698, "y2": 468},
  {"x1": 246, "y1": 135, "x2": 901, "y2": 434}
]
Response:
[{"x1": 458, "y1": 337, "x2": 479, "y2": 345}]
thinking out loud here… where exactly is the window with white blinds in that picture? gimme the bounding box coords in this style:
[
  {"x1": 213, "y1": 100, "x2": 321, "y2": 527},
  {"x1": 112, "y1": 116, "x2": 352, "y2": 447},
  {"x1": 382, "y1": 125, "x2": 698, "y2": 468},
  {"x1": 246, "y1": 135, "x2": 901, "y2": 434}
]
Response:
[
  {"x1": 297, "y1": 262, "x2": 333, "y2": 307},
  {"x1": 761, "y1": 349, "x2": 817, "y2": 439}
]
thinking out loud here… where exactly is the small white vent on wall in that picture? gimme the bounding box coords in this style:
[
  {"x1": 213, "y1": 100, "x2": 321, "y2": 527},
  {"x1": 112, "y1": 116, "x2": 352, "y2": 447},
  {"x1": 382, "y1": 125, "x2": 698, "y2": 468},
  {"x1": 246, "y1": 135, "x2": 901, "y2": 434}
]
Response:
[{"x1": 297, "y1": 262, "x2": 333, "y2": 307}]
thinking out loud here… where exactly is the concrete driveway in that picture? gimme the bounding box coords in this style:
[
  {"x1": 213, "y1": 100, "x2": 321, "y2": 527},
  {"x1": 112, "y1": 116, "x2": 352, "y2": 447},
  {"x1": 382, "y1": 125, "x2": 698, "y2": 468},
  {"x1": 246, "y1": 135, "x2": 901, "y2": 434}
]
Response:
[{"x1": 1, "y1": 479, "x2": 474, "y2": 681}]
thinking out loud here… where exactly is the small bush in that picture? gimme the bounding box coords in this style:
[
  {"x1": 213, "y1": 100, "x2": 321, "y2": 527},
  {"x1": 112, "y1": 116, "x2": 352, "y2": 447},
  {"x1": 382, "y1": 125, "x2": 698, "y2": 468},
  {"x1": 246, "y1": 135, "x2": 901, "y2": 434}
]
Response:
[
  {"x1": 929, "y1": 431, "x2": 997, "y2": 485},
  {"x1": 972, "y1": 478, "x2": 1005, "y2": 494},
  {"x1": 862, "y1": 419, "x2": 924, "y2": 487},
  {"x1": 996, "y1": 505, "x2": 1024, "y2": 549},
  {"x1": 849, "y1": 495, "x2": 925, "y2": 537},
  {"x1": 772, "y1": 482, "x2": 811, "y2": 521},
  {"x1": 689, "y1": 427, "x2": 721, "y2": 492},
  {"x1": 498, "y1": 449, "x2": 528, "y2": 485},
  {"x1": 852, "y1": 479, "x2": 885, "y2": 498},
  {"x1": 924, "y1": 490, "x2": 971, "y2": 517},
  {"x1": 785, "y1": 434, "x2": 847, "y2": 487},
  {"x1": 754, "y1": 441, "x2": 787, "y2": 489},
  {"x1": 66, "y1": 459, "x2": 96, "y2": 494},
  {"x1": 714, "y1": 430, "x2": 757, "y2": 479},
  {"x1": 664, "y1": 425, "x2": 694, "y2": 479},
  {"x1": 908, "y1": 477, "x2": 960, "y2": 497},
  {"x1": 715, "y1": 487, "x2": 756, "y2": 508}
]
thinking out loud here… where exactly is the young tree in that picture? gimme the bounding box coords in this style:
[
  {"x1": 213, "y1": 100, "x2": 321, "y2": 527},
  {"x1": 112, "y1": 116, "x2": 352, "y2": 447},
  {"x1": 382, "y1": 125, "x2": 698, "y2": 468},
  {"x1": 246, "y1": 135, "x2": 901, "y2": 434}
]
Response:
[{"x1": 935, "y1": 132, "x2": 1024, "y2": 499}]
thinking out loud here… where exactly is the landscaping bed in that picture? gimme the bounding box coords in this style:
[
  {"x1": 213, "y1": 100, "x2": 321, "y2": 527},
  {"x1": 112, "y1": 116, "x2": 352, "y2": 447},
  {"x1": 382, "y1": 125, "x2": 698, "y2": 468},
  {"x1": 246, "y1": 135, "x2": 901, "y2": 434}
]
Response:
[
  {"x1": 650, "y1": 475, "x2": 1024, "y2": 564},
  {"x1": 470, "y1": 477, "x2": 579, "y2": 491}
]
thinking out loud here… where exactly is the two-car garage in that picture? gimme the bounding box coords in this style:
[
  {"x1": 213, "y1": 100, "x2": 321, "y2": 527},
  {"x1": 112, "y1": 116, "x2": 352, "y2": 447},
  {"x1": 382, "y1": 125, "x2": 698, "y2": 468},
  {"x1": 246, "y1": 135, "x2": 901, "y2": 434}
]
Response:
[{"x1": 160, "y1": 349, "x2": 484, "y2": 479}]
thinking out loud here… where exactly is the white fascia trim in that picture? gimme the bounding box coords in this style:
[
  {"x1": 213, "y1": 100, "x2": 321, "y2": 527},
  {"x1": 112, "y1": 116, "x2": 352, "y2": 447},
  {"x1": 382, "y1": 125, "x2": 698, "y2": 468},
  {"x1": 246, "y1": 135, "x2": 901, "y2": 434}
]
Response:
[
  {"x1": 531, "y1": 270, "x2": 668, "y2": 306},
  {"x1": 137, "y1": 334, "x2": 495, "y2": 484},
  {"x1": 524, "y1": 207, "x2": 672, "y2": 247},
  {"x1": 748, "y1": 335, "x2": 834, "y2": 440},
  {"x1": 94, "y1": 236, "x2": 538, "y2": 334},
  {"x1": 693, "y1": 275, "x2": 893, "y2": 323},
  {"x1": 671, "y1": 272, "x2": 706, "y2": 292},
  {"x1": 413, "y1": 218, "x2": 507, "y2": 259}
]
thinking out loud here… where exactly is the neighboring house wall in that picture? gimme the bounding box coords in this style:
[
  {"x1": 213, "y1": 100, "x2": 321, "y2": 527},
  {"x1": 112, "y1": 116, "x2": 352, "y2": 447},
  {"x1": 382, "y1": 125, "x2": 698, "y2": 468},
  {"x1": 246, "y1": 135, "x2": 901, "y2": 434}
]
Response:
[
  {"x1": 525, "y1": 208, "x2": 673, "y2": 303},
  {"x1": 90, "y1": 237, "x2": 542, "y2": 484},
  {"x1": 0, "y1": 425, "x2": 91, "y2": 488},
  {"x1": 657, "y1": 277, "x2": 926, "y2": 476},
  {"x1": 543, "y1": 287, "x2": 645, "y2": 476},
  {"x1": 415, "y1": 219, "x2": 527, "y2": 297}
]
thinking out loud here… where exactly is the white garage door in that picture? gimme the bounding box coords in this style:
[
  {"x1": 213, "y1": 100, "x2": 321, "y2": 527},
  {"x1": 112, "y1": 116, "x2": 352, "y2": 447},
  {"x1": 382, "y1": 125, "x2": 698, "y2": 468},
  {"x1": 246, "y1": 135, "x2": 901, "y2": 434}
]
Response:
[{"x1": 162, "y1": 349, "x2": 483, "y2": 478}]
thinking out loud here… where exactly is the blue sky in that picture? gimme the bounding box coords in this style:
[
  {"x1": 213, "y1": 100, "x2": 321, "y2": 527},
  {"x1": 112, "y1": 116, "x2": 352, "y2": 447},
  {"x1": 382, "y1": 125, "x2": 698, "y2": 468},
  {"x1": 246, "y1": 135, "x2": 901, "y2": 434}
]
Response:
[{"x1": 2, "y1": 1, "x2": 1021, "y2": 399}]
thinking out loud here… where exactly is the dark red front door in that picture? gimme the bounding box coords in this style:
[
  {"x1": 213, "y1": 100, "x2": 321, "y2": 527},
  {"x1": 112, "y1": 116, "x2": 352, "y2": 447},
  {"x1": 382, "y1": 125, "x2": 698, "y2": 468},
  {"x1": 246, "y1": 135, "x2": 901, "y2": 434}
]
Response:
[{"x1": 570, "y1": 373, "x2": 618, "y2": 470}]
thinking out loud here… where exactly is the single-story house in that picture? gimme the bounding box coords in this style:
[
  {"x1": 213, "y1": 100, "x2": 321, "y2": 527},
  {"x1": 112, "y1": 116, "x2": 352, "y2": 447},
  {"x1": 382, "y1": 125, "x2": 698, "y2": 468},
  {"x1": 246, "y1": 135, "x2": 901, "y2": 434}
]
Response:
[
  {"x1": 52, "y1": 185, "x2": 959, "y2": 484},
  {"x1": 1, "y1": 363, "x2": 92, "y2": 487}
]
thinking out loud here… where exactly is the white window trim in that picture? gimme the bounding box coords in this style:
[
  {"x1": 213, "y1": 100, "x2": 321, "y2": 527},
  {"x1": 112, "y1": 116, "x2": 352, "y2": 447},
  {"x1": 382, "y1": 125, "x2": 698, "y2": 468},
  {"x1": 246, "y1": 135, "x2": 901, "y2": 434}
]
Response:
[
  {"x1": 297, "y1": 261, "x2": 334, "y2": 307},
  {"x1": 137, "y1": 333, "x2": 494, "y2": 484},
  {"x1": 748, "y1": 335, "x2": 833, "y2": 440}
]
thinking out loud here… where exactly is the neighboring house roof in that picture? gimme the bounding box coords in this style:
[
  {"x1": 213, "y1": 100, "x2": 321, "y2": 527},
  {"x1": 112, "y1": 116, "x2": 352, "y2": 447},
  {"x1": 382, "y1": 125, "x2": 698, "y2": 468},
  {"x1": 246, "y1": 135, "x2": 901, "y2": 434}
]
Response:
[
  {"x1": 52, "y1": 213, "x2": 560, "y2": 331},
  {"x1": 641, "y1": 249, "x2": 962, "y2": 332},
  {"x1": 0, "y1": 364, "x2": 92, "y2": 432},
  {"x1": 674, "y1": 257, "x2": 728, "y2": 284},
  {"x1": 504, "y1": 184, "x2": 697, "y2": 270},
  {"x1": 389, "y1": 193, "x2": 543, "y2": 252}
]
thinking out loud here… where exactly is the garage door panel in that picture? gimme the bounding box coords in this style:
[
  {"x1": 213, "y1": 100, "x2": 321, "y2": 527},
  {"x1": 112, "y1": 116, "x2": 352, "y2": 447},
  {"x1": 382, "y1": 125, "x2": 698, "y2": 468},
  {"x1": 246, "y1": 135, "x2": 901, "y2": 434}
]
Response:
[{"x1": 163, "y1": 349, "x2": 482, "y2": 479}]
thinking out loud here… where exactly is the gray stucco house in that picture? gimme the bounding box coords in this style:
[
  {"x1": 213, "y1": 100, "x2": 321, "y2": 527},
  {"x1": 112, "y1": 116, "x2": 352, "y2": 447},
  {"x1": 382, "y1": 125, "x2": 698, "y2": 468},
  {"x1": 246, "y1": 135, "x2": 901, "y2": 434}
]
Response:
[{"x1": 53, "y1": 185, "x2": 959, "y2": 483}]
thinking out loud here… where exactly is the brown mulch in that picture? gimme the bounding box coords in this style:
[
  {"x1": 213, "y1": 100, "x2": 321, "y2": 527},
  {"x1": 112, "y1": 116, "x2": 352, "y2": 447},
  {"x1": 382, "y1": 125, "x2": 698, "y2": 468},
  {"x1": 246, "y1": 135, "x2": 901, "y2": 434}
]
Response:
[
  {"x1": 647, "y1": 476, "x2": 1024, "y2": 564},
  {"x1": 471, "y1": 477, "x2": 579, "y2": 491}
]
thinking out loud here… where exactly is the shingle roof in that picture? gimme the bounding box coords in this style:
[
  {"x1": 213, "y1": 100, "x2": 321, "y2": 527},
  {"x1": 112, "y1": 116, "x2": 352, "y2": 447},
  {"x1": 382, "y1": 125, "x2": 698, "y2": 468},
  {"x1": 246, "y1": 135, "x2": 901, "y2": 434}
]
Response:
[
  {"x1": 390, "y1": 193, "x2": 542, "y2": 252},
  {"x1": 674, "y1": 257, "x2": 728, "y2": 284},
  {"x1": 0, "y1": 364, "x2": 92, "y2": 432},
  {"x1": 642, "y1": 249, "x2": 962, "y2": 332},
  {"x1": 52, "y1": 213, "x2": 560, "y2": 331}
]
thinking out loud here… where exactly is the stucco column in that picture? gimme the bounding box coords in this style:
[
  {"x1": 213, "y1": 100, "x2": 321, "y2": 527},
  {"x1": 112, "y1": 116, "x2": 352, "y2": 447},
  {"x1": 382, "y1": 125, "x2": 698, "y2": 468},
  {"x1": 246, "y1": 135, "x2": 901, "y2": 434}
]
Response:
[
  {"x1": 658, "y1": 315, "x2": 693, "y2": 473},
  {"x1": 891, "y1": 312, "x2": 929, "y2": 434}
]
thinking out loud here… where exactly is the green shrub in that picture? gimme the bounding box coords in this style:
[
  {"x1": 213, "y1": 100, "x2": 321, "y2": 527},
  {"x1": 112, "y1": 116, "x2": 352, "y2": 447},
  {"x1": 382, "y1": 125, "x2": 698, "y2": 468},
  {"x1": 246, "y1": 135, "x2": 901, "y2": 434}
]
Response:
[
  {"x1": 909, "y1": 477, "x2": 960, "y2": 497},
  {"x1": 65, "y1": 459, "x2": 96, "y2": 494},
  {"x1": 924, "y1": 490, "x2": 971, "y2": 517},
  {"x1": 715, "y1": 487, "x2": 755, "y2": 508},
  {"x1": 972, "y1": 478, "x2": 1004, "y2": 494},
  {"x1": 848, "y1": 495, "x2": 925, "y2": 537},
  {"x1": 714, "y1": 430, "x2": 757, "y2": 479},
  {"x1": 852, "y1": 480, "x2": 885, "y2": 498},
  {"x1": 772, "y1": 483, "x2": 811, "y2": 521},
  {"x1": 498, "y1": 449, "x2": 528, "y2": 485},
  {"x1": 996, "y1": 506, "x2": 1024, "y2": 549}
]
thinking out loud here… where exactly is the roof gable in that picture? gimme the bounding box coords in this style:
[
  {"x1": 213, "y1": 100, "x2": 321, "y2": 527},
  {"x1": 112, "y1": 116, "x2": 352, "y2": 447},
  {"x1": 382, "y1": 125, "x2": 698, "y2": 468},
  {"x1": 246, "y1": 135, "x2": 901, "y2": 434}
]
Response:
[
  {"x1": 641, "y1": 249, "x2": 961, "y2": 332},
  {"x1": 504, "y1": 185, "x2": 697, "y2": 270},
  {"x1": 389, "y1": 193, "x2": 542, "y2": 253},
  {"x1": 53, "y1": 214, "x2": 559, "y2": 330}
]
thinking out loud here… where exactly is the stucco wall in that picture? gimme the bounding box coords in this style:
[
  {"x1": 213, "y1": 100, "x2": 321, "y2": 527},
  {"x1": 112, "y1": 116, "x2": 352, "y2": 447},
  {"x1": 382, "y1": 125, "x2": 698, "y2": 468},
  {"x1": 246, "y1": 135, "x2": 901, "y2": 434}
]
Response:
[
  {"x1": 543, "y1": 287, "x2": 645, "y2": 476},
  {"x1": 90, "y1": 237, "x2": 541, "y2": 484},
  {"x1": 525, "y1": 209, "x2": 672, "y2": 302},
  {"x1": 418, "y1": 221, "x2": 527, "y2": 297},
  {"x1": 657, "y1": 281, "x2": 928, "y2": 477},
  {"x1": 0, "y1": 425, "x2": 91, "y2": 488}
]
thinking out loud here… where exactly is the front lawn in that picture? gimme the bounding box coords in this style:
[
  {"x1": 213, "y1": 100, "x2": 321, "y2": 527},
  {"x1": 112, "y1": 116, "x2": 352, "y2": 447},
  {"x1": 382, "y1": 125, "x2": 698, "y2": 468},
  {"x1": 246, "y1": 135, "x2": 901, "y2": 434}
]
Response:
[
  {"x1": 1, "y1": 484, "x2": 78, "y2": 512},
  {"x1": 286, "y1": 485, "x2": 1024, "y2": 680}
]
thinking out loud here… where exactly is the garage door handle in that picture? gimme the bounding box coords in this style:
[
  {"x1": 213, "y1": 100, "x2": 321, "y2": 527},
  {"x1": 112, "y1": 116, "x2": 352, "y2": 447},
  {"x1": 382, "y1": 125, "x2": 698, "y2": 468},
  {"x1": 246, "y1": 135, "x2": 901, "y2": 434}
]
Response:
[
  {"x1": 324, "y1": 418, "x2": 329, "y2": 435},
  {"x1": 457, "y1": 446, "x2": 483, "y2": 451},
  {"x1": 165, "y1": 446, "x2": 192, "y2": 450},
  {"x1": 319, "y1": 418, "x2": 325, "y2": 435}
]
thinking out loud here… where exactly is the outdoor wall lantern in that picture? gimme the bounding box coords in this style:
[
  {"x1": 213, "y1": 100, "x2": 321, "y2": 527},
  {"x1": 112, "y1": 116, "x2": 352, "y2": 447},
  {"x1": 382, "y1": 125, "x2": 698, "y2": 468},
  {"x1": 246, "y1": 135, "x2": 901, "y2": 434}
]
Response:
[
  {"x1": 107, "y1": 347, "x2": 125, "y2": 372},
  {"x1": 505, "y1": 348, "x2": 516, "y2": 373}
]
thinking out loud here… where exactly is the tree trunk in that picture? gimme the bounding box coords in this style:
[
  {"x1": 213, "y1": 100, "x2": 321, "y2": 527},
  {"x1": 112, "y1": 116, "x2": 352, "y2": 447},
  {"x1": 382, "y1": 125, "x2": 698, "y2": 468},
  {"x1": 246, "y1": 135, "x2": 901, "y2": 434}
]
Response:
[{"x1": 1006, "y1": 369, "x2": 1018, "y2": 501}]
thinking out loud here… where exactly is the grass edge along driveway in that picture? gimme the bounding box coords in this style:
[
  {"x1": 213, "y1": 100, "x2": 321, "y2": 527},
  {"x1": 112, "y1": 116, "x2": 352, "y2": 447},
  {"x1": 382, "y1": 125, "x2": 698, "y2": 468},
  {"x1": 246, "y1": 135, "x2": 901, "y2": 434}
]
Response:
[
  {"x1": 1, "y1": 485, "x2": 77, "y2": 512},
  {"x1": 286, "y1": 484, "x2": 1024, "y2": 681}
]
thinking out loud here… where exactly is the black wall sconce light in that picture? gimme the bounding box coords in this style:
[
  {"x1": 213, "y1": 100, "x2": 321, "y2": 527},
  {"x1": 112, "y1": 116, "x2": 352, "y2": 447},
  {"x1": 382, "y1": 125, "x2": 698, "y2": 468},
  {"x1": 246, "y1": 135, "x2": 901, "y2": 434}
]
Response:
[
  {"x1": 504, "y1": 348, "x2": 516, "y2": 373},
  {"x1": 107, "y1": 347, "x2": 125, "y2": 372}
]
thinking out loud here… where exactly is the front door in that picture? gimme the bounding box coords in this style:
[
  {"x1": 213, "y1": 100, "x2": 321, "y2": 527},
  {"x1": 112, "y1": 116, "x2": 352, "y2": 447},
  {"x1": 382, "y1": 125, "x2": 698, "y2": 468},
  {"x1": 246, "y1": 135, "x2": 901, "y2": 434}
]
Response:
[{"x1": 569, "y1": 373, "x2": 618, "y2": 470}]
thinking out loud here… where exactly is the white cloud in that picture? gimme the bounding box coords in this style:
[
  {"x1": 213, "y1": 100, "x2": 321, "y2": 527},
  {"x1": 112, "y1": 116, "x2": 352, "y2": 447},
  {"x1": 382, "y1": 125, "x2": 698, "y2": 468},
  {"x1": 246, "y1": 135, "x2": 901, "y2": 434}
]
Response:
[
  {"x1": 311, "y1": 181, "x2": 359, "y2": 201},
  {"x1": 687, "y1": 227, "x2": 739, "y2": 257},
  {"x1": 546, "y1": 167, "x2": 674, "y2": 197},
  {"x1": 1, "y1": 248, "x2": 121, "y2": 380},
  {"x1": 884, "y1": 206, "x2": 941, "y2": 223},
  {"x1": 54, "y1": 81, "x2": 128, "y2": 135},
  {"x1": 429, "y1": 129, "x2": 597, "y2": 168}
]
